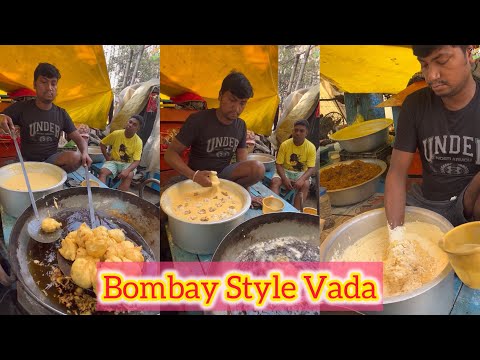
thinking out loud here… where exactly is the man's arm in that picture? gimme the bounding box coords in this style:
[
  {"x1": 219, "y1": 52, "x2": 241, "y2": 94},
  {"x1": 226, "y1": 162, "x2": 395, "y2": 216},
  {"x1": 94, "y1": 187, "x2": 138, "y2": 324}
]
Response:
[
  {"x1": 0, "y1": 114, "x2": 15, "y2": 133},
  {"x1": 293, "y1": 166, "x2": 316, "y2": 190},
  {"x1": 236, "y1": 147, "x2": 248, "y2": 162},
  {"x1": 68, "y1": 130, "x2": 92, "y2": 167},
  {"x1": 276, "y1": 163, "x2": 293, "y2": 190},
  {"x1": 165, "y1": 138, "x2": 194, "y2": 179},
  {"x1": 236, "y1": 122, "x2": 248, "y2": 161},
  {"x1": 99, "y1": 143, "x2": 111, "y2": 161},
  {"x1": 165, "y1": 138, "x2": 211, "y2": 187},
  {"x1": 275, "y1": 141, "x2": 293, "y2": 189},
  {"x1": 384, "y1": 149, "x2": 414, "y2": 229},
  {"x1": 0, "y1": 102, "x2": 22, "y2": 133},
  {"x1": 125, "y1": 160, "x2": 140, "y2": 173},
  {"x1": 118, "y1": 160, "x2": 140, "y2": 180}
]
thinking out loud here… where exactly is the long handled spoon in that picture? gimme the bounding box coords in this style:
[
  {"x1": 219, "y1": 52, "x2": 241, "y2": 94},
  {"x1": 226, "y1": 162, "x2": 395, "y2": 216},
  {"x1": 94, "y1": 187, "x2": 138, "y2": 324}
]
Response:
[
  {"x1": 10, "y1": 129, "x2": 62, "y2": 243},
  {"x1": 84, "y1": 164, "x2": 96, "y2": 228},
  {"x1": 57, "y1": 164, "x2": 96, "y2": 276}
]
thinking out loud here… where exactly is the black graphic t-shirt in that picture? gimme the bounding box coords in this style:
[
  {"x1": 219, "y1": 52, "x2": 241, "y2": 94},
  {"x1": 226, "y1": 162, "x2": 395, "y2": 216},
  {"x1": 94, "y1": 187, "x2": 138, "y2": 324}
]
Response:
[
  {"x1": 394, "y1": 78, "x2": 480, "y2": 201},
  {"x1": 175, "y1": 109, "x2": 247, "y2": 173},
  {"x1": 2, "y1": 100, "x2": 77, "y2": 161}
]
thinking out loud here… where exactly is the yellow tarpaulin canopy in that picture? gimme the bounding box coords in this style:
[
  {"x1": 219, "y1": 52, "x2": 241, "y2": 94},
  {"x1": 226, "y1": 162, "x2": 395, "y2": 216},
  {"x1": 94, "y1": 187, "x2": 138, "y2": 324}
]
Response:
[
  {"x1": 0, "y1": 45, "x2": 113, "y2": 130},
  {"x1": 376, "y1": 80, "x2": 428, "y2": 107},
  {"x1": 320, "y1": 45, "x2": 420, "y2": 94},
  {"x1": 160, "y1": 45, "x2": 279, "y2": 135}
]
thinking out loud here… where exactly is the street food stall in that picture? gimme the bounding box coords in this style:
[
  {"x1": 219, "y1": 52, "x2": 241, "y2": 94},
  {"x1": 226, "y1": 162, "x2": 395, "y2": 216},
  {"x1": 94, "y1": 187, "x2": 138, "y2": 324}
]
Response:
[
  {"x1": 0, "y1": 46, "x2": 160, "y2": 315},
  {"x1": 159, "y1": 46, "x2": 320, "y2": 306},
  {"x1": 319, "y1": 45, "x2": 480, "y2": 315}
]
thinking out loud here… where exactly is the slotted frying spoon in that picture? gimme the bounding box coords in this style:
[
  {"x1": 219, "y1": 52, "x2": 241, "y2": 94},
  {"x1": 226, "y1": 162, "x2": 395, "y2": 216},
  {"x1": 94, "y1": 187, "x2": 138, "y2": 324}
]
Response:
[
  {"x1": 57, "y1": 165, "x2": 97, "y2": 276},
  {"x1": 10, "y1": 129, "x2": 62, "y2": 243}
]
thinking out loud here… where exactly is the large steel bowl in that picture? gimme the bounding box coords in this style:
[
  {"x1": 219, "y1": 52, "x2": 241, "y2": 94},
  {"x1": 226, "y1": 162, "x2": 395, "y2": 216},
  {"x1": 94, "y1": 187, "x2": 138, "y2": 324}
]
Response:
[
  {"x1": 160, "y1": 179, "x2": 251, "y2": 255},
  {"x1": 320, "y1": 158, "x2": 387, "y2": 206},
  {"x1": 247, "y1": 153, "x2": 276, "y2": 173},
  {"x1": 88, "y1": 146, "x2": 105, "y2": 163},
  {"x1": 330, "y1": 118, "x2": 392, "y2": 153},
  {"x1": 320, "y1": 206, "x2": 455, "y2": 315},
  {"x1": 7, "y1": 187, "x2": 160, "y2": 315},
  {"x1": 0, "y1": 162, "x2": 67, "y2": 217}
]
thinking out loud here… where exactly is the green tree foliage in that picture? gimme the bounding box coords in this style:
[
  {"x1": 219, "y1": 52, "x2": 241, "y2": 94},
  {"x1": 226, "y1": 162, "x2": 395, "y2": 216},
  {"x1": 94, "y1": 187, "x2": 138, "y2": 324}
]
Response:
[
  {"x1": 278, "y1": 45, "x2": 319, "y2": 110},
  {"x1": 104, "y1": 45, "x2": 159, "y2": 95}
]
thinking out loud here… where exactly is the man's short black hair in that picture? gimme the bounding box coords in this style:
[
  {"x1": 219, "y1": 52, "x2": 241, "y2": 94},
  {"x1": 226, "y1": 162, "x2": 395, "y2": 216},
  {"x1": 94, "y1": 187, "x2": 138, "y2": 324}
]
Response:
[
  {"x1": 34, "y1": 63, "x2": 61, "y2": 82},
  {"x1": 294, "y1": 119, "x2": 309, "y2": 129},
  {"x1": 412, "y1": 45, "x2": 469, "y2": 58},
  {"x1": 130, "y1": 114, "x2": 144, "y2": 129},
  {"x1": 220, "y1": 71, "x2": 254, "y2": 99}
]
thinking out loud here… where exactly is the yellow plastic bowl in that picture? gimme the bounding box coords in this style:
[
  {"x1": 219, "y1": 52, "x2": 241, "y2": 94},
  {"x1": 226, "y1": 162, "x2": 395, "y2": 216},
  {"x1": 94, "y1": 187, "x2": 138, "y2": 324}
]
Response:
[
  {"x1": 303, "y1": 207, "x2": 318, "y2": 215},
  {"x1": 439, "y1": 222, "x2": 480, "y2": 289},
  {"x1": 262, "y1": 196, "x2": 285, "y2": 214},
  {"x1": 80, "y1": 180, "x2": 100, "y2": 187}
]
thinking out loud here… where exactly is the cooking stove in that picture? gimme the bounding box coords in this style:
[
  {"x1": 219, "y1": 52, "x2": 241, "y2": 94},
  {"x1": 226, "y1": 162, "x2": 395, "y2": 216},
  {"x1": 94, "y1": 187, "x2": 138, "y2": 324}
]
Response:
[
  {"x1": 0, "y1": 219, "x2": 49, "y2": 315},
  {"x1": 0, "y1": 285, "x2": 27, "y2": 315},
  {"x1": 0, "y1": 249, "x2": 45, "y2": 315},
  {"x1": 0, "y1": 282, "x2": 60, "y2": 315}
]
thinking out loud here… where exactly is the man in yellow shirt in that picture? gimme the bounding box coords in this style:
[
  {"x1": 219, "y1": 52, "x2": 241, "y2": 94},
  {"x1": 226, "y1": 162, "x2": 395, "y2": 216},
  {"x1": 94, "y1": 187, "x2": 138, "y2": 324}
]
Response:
[
  {"x1": 99, "y1": 115, "x2": 143, "y2": 191},
  {"x1": 270, "y1": 119, "x2": 316, "y2": 210}
]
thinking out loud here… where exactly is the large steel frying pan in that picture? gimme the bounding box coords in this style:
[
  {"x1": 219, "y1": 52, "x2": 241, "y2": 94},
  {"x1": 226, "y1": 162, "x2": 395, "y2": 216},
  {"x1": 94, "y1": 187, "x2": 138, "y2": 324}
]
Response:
[
  {"x1": 211, "y1": 212, "x2": 320, "y2": 262},
  {"x1": 7, "y1": 187, "x2": 160, "y2": 315},
  {"x1": 209, "y1": 212, "x2": 320, "y2": 315}
]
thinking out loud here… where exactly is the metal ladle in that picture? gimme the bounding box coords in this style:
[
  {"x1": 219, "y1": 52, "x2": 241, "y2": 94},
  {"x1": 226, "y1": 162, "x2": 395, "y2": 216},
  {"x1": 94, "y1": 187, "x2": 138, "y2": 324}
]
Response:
[
  {"x1": 9, "y1": 129, "x2": 62, "y2": 243},
  {"x1": 57, "y1": 164, "x2": 96, "y2": 276},
  {"x1": 83, "y1": 164, "x2": 97, "y2": 229}
]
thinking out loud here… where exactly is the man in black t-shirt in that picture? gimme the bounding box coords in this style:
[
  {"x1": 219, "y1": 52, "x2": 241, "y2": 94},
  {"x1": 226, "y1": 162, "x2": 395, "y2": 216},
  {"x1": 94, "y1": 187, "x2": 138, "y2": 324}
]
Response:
[
  {"x1": 0, "y1": 63, "x2": 92, "y2": 173},
  {"x1": 165, "y1": 71, "x2": 265, "y2": 206},
  {"x1": 385, "y1": 45, "x2": 480, "y2": 228}
]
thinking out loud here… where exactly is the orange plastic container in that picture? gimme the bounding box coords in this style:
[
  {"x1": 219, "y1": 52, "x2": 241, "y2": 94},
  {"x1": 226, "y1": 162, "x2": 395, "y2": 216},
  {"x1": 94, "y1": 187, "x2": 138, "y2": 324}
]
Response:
[{"x1": 0, "y1": 134, "x2": 20, "y2": 158}]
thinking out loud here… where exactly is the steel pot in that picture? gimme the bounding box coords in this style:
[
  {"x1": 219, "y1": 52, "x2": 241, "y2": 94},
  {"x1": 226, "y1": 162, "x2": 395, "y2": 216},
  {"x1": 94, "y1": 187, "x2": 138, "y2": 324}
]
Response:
[
  {"x1": 320, "y1": 158, "x2": 387, "y2": 206},
  {"x1": 88, "y1": 146, "x2": 105, "y2": 163},
  {"x1": 208, "y1": 212, "x2": 320, "y2": 315},
  {"x1": 247, "y1": 153, "x2": 276, "y2": 173},
  {"x1": 329, "y1": 118, "x2": 392, "y2": 153},
  {"x1": 0, "y1": 162, "x2": 67, "y2": 217},
  {"x1": 320, "y1": 206, "x2": 455, "y2": 315},
  {"x1": 160, "y1": 179, "x2": 251, "y2": 255},
  {"x1": 7, "y1": 187, "x2": 160, "y2": 315},
  {"x1": 211, "y1": 212, "x2": 320, "y2": 262}
]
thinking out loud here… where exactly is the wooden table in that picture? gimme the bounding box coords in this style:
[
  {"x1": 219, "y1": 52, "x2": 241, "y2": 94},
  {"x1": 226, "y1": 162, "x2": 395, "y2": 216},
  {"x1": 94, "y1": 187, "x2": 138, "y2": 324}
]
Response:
[
  {"x1": 0, "y1": 167, "x2": 107, "y2": 247},
  {"x1": 321, "y1": 177, "x2": 480, "y2": 315}
]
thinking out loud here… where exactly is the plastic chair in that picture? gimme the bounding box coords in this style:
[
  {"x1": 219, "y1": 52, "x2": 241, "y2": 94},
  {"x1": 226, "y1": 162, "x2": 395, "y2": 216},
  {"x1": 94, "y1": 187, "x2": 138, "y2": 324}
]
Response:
[
  {"x1": 91, "y1": 162, "x2": 123, "y2": 189},
  {"x1": 280, "y1": 188, "x2": 297, "y2": 205},
  {"x1": 107, "y1": 176, "x2": 121, "y2": 189},
  {"x1": 90, "y1": 162, "x2": 104, "y2": 177},
  {"x1": 262, "y1": 168, "x2": 298, "y2": 205}
]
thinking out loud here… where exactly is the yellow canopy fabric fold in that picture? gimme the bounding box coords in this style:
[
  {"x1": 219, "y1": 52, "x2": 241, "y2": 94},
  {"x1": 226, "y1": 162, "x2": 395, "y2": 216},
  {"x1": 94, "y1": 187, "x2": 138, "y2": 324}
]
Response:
[
  {"x1": 320, "y1": 45, "x2": 420, "y2": 94},
  {"x1": 160, "y1": 45, "x2": 279, "y2": 135},
  {"x1": 0, "y1": 45, "x2": 113, "y2": 129}
]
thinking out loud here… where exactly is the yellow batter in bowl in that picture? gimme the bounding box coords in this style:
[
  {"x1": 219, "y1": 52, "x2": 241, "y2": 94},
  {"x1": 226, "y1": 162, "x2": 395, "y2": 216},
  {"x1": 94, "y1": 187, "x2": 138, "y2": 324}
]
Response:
[
  {"x1": 170, "y1": 171, "x2": 244, "y2": 223},
  {"x1": 329, "y1": 118, "x2": 392, "y2": 141},
  {"x1": 333, "y1": 221, "x2": 448, "y2": 297},
  {"x1": 2, "y1": 173, "x2": 60, "y2": 191}
]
